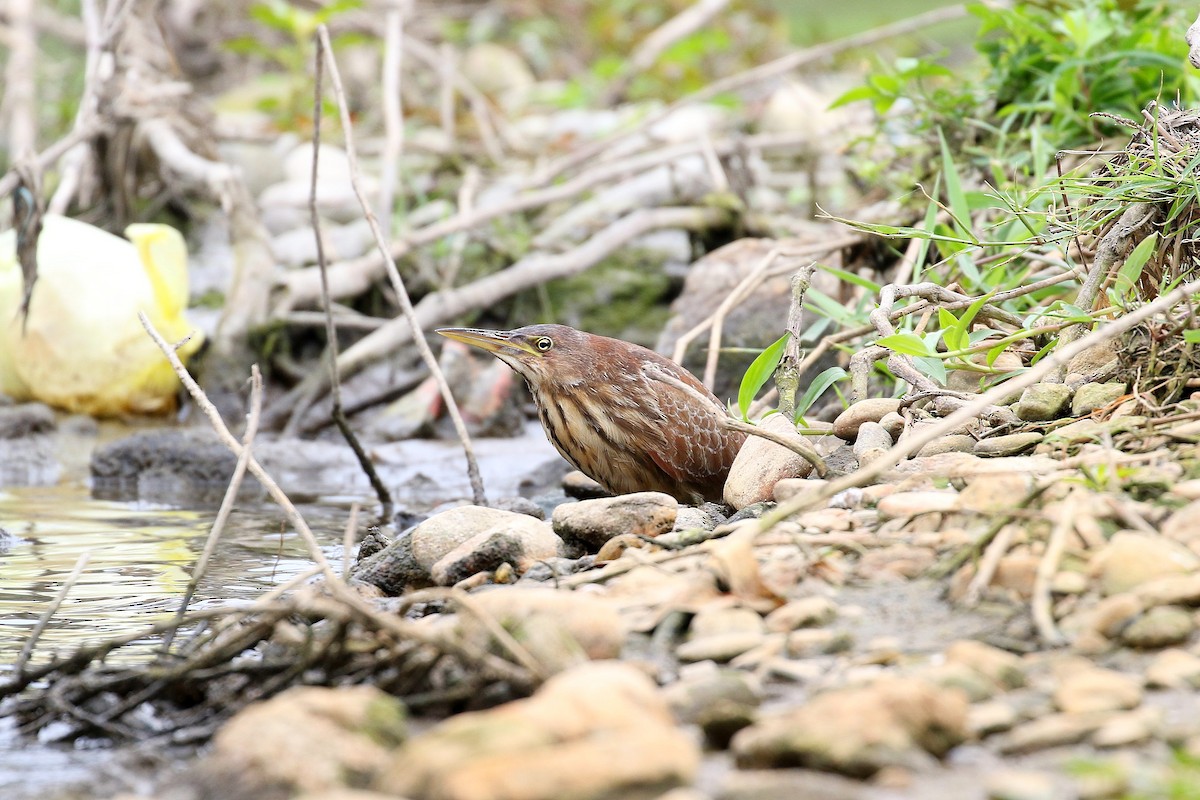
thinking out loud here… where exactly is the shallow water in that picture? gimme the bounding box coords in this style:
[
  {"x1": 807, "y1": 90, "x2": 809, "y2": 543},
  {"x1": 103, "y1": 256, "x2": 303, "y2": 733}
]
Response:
[
  {"x1": 0, "y1": 486, "x2": 350, "y2": 665},
  {"x1": 0, "y1": 420, "x2": 565, "y2": 798}
]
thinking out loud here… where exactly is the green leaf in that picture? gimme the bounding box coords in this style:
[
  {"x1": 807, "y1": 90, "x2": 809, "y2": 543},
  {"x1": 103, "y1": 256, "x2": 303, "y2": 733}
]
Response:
[
  {"x1": 938, "y1": 307, "x2": 964, "y2": 352},
  {"x1": 939, "y1": 128, "x2": 973, "y2": 238},
  {"x1": 793, "y1": 367, "x2": 848, "y2": 423},
  {"x1": 1184, "y1": 329, "x2": 1200, "y2": 343},
  {"x1": 1112, "y1": 233, "x2": 1157, "y2": 300},
  {"x1": 737, "y1": 333, "x2": 789, "y2": 421},
  {"x1": 820, "y1": 263, "x2": 883, "y2": 292},
  {"x1": 877, "y1": 333, "x2": 935, "y2": 357},
  {"x1": 915, "y1": 356, "x2": 948, "y2": 385},
  {"x1": 958, "y1": 290, "x2": 997, "y2": 333}
]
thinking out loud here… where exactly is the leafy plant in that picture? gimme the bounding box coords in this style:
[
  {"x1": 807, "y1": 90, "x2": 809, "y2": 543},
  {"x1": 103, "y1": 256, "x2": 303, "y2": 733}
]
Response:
[{"x1": 224, "y1": 0, "x2": 366, "y2": 132}]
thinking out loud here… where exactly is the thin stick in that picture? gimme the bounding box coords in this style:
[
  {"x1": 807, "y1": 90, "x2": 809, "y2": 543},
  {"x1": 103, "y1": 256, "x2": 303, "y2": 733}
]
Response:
[
  {"x1": 777, "y1": 262, "x2": 818, "y2": 420},
  {"x1": 317, "y1": 26, "x2": 488, "y2": 507},
  {"x1": 311, "y1": 35, "x2": 395, "y2": 520},
  {"x1": 962, "y1": 524, "x2": 1013, "y2": 607},
  {"x1": 160, "y1": 365, "x2": 263, "y2": 654},
  {"x1": 15, "y1": 551, "x2": 91, "y2": 680},
  {"x1": 1032, "y1": 496, "x2": 1073, "y2": 646},
  {"x1": 341, "y1": 503, "x2": 359, "y2": 581}
]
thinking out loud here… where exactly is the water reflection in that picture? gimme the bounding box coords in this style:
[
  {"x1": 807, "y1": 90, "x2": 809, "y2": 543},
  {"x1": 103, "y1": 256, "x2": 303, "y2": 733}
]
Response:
[{"x1": 0, "y1": 485, "x2": 347, "y2": 666}]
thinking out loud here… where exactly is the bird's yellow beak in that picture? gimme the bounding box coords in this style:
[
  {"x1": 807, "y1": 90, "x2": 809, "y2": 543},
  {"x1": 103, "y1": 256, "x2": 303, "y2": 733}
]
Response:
[{"x1": 436, "y1": 327, "x2": 539, "y2": 357}]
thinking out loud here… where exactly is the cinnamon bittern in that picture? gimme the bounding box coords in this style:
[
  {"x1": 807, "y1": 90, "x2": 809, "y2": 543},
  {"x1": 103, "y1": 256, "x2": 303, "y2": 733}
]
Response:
[{"x1": 436, "y1": 324, "x2": 745, "y2": 504}]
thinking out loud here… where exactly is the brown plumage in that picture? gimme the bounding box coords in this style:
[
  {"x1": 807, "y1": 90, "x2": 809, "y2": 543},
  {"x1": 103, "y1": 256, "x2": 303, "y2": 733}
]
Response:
[{"x1": 437, "y1": 324, "x2": 745, "y2": 504}]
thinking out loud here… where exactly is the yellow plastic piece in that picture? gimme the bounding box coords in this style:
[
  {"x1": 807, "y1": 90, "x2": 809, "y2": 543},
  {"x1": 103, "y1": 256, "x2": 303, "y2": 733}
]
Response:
[{"x1": 0, "y1": 215, "x2": 204, "y2": 416}]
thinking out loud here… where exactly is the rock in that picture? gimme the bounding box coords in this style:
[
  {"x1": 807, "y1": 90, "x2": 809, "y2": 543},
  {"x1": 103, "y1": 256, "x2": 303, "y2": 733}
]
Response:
[
  {"x1": 916, "y1": 434, "x2": 977, "y2": 457},
  {"x1": 1146, "y1": 648, "x2": 1200, "y2": 688},
  {"x1": 259, "y1": 176, "x2": 375, "y2": 225},
  {"x1": 1071, "y1": 382, "x2": 1127, "y2": 416},
  {"x1": 731, "y1": 677, "x2": 968, "y2": 778},
  {"x1": 968, "y1": 700, "x2": 1019, "y2": 737},
  {"x1": 876, "y1": 491, "x2": 958, "y2": 518},
  {"x1": 1085, "y1": 593, "x2": 1146, "y2": 638},
  {"x1": 997, "y1": 712, "x2": 1108, "y2": 754},
  {"x1": 453, "y1": 587, "x2": 625, "y2": 670},
  {"x1": 209, "y1": 686, "x2": 407, "y2": 794},
  {"x1": 974, "y1": 432, "x2": 1043, "y2": 457},
  {"x1": 833, "y1": 398, "x2": 902, "y2": 441},
  {"x1": 430, "y1": 516, "x2": 564, "y2": 586},
  {"x1": 673, "y1": 505, "x2": 719, "y2": 532},
  {"x1": 690, "y1": 606, "x2": 766, "y2": 639},
  {"x1": 677, "y1": 631, "x2": 767, "y2": 663},
  {"x1": 1090, "y1": 532, "x2": 1199, "y2": 595},
  {"x1": 1091, "y1": 708, "x2": 1158, "y2": 748},
  {"x1": 376, "y1": 662, "x2": 699, "y2": 800},
  {"x1": 724, "y1": 414, "x2": 815, "y2": 509},
  {"x1": 664, "y1": 667, "x2": 761, "y2": 741},
  {"x1": 858, "y1": 544, "x2": 935, "y2": 580},
  {"x1": 414, "y1": 506, "x2": 522, "y2": 567},
  {"x1": 659, "y1": 238, "x2": 842, "y2": 398},
  {"x1": 1136, "y1": 573, "x2": 1200, "y2": 606},
  {"x1": 461, "y1": 43, "x2": 535, "y2": 105},
  {"x1": 984, "y1": 769, "x2": 1058, "y2": 800},
  {"x1": 1162, "y1": 499, "x2": 1200, "y2": 543},
  {"x1": 90, "y1": 429, "x2": 257, "y2": 505},
  {"x1": 0, "y1": 402, "x2": 55, "y2": 438},
  {"x1": 717, "y1": 768, "x2": 872, "y2": 800},
  {"x1": 552, "y1": 492, "x2": 677, "y2": 553},
  {"x1": 270, "y1": 219, "x2": 373, "y2": 268},
  {"x1": 922, "y1": 661, "x2": 1000, "y2": 702},
  {"x1": 1065, "y1": 340, "x2": 1119, "y2": 385},
  {"x1": 1120, "y1": 605, "x2": 1195, "y2": 649},
  {"x1": 1015, "y1": 383, "x2": 1072, "y2": 422},
  {"x1": 764, "y1": 596, "x2": 838, "y2": 632},
  {"x1": 561, "y1": 470, "x2": 610, "y2": 499},
  {"x1": 943, "y1": 639, "x2": 1026, "y2": 690},
  {"x1": 956, "y1": 473, "x2": 1033, "y2": 514},
  {"x1": 785, "y1": 629, "x2": 853, "y2": 657},
  {"x1": 1053, "y1": 667, "x2": 1142, "y2": 714},
  {"x1": 852, "y1": 421, "x2": 893, "y2": 466},
  {"x1": 878, "y1": 411, "x2": 905, "y2": 440},
  {"x1": 1051, "y1": 571, "x2": 1089, "y2": 595},
  {"x1": 773, "y1": 477, "x2": 822, "y2": 503}
]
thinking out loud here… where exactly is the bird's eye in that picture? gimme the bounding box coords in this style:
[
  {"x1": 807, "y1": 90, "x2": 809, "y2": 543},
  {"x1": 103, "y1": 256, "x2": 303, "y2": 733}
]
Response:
[{"x1": 535, "y1": 336, "x2": 553, "y2": 352}]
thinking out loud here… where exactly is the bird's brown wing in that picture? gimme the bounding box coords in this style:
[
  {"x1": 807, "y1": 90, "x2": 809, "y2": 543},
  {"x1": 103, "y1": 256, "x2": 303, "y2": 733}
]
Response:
[{"x1": 635, "y1": 359, "x2": 745, "y2": 497}]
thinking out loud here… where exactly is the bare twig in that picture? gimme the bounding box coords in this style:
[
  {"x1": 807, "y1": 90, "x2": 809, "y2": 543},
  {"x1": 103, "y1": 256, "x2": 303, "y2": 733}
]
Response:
[
  {"x1": 777, "y1": 263, "x2": 818, "y2": 420},
  {"x1": 15, "y1": 552, "x2": 91, "y2": 680},
  {"x1": 310, "y1": 38, "x2": 395, "y2": 520},
  {"x1": 962, "y1": 524, "x2": 1014, "y2": 607},
  {"x1": 315, "y1": 26, "x2": 488, "y2": 507},
  {"x1": 160, "y1": 365, "x2": 264, "y2": 654},
  {"x1": 1032, "y1": 495, "x2": 1073, "y2": 646}
]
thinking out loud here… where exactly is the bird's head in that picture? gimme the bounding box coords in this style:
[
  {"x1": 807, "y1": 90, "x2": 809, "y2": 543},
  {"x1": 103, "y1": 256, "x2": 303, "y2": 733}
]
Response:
[{"x1": 436, "y1": 324, "x2": 589, "y2": 388}]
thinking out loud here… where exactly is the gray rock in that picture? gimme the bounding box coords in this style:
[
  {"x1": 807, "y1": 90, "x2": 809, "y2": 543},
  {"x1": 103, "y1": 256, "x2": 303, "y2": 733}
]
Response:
[
  {"x1": 916, "y1": 434, "x2": 976, "y2": 456},
  {"x1": 973, "y1": 432, "x2": 1043, "y2": 457},
  {"x1": 1015, "y1": 383, "x2": 1072, "y2": 422},
  {"x1": 677, "y1": 631, "x2": 766, "y2": 663},
  {"x1": 724, "y1": 414, "x2": 815, "y2": 510},
  {"x1": 0, "y1": 403, "x2": 55, "y2": 439},
  {"x1": 90, "y1": 429, "x2": 257, "y2": 505},
  {"x1": 732, "y1": 677, "x2": 968, "y2": 777},
  {"x1": 851, "y1": 420, "x2": 892, "y2": 466},
  {"x1": 718, "y1": 768, "x2": 871, "y2": 800},
  {"x1": 1071, "y1": 382, "x2": 1128, "y2": 416},
  {"x1": 1091, "y1": 532, "x2": 1198, "y2": 596},
  {"x1": 429, "y1": 515, "x2": 564, "y2": 586},
  {"x1": 984, "y1": 769, "x2": 1058, "y2": 800},
  {"x1": 551, "y1": 492, "x2": 677, "y2": 553},
  {"x1": 765, "y1": 597, "x2": 837, "y2": 632},
  {"x1": 1145, "y1": 648, "x2": 1200, "y2": 688},
  {"x1": 1120, "y1": 606, "x2": 1195, "y2": 649},
  {"x1": 833, "y1": 398, "x2": 902, "y2": 441},
  {"x1": 1053, "y1": 667, "x2": 1141, "y2": 713},
  {"x1": 270, "y1": 219, "x2": 373, "y2": 268}
]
